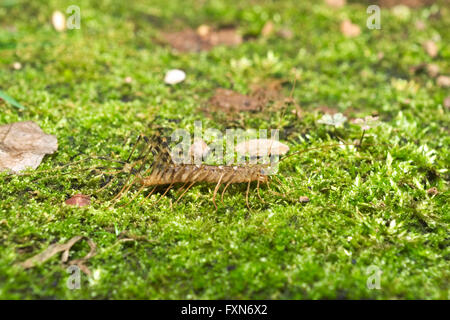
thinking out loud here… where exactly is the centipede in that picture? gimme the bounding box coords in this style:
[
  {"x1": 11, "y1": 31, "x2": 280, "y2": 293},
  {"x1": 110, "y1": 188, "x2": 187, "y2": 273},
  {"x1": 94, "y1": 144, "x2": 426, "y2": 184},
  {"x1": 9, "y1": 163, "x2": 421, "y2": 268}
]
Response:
[{"x1": 17, "y1": 128, "x2": 380, "y2": 210}]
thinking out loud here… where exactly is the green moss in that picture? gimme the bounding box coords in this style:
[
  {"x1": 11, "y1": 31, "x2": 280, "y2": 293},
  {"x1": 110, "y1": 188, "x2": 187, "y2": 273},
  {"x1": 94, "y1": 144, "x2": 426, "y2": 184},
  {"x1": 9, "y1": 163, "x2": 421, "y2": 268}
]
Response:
[{"x1": 0, "y1": 0, "x2": 448, "y2": 299}]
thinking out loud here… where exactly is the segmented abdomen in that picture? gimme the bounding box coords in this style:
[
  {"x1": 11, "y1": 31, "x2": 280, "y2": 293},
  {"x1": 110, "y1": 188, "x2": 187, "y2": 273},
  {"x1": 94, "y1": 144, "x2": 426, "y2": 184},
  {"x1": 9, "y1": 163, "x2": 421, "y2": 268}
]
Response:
[{"x1": 142, "y1": 164, "x2": 268, "y2": 186}]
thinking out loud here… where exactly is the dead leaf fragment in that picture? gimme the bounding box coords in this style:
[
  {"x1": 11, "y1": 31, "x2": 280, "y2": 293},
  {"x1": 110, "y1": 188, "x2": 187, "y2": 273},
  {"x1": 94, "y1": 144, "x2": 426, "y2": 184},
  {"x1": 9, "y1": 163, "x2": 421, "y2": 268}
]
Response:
[
  {"x1": 261, "y1": 21, "x2": 275, "y2": 37},
  {"x1": 209, "y1": 88, "x2": 261, "y2": 112},
  {"x1": 444, "y1": 96, "x2": 450, "y2": 109},
  {"x1": 235, "y1": 139, "x2": 289, "y2": 157},
  {"x1": 65, "y1": 194, "x2": 91, "y2": 207},
  {"x1": 378, "y1": 0, "x2": 436, "y2": 8},
  {"x1": 277, "y1": 28, "x2": 294, "y2": 39},
  {"x1": 298, "y1": 196, "x2": 310, "y2": 203},
  {"x1": 325, "y1": 0, "x2": 346, "y2": 8},
  {"x1": 163, "y1": 27, "x2": 242, "y2": 53},
  {"x1": 18, "y1": 236, "x2": 97, "y2": 275},
  {"x1": 0, "y1": 121, "x2": 58, "y2": 173},
  {"x1": 423, "y1": 40, "x2": 438, "y2": 58},
  {"x1": 340, "y1": 20, "x2": 361, "y2": 38},
  {"x1": 437, "y1": 75, "x2": 450, "y2": 88}
]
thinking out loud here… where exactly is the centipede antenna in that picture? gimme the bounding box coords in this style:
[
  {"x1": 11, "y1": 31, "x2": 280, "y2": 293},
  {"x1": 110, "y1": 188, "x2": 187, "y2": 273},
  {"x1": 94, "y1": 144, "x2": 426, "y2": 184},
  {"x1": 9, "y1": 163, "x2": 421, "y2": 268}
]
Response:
[{"x1": 126, "y1": 134, "x2": 143, "y2": 163}]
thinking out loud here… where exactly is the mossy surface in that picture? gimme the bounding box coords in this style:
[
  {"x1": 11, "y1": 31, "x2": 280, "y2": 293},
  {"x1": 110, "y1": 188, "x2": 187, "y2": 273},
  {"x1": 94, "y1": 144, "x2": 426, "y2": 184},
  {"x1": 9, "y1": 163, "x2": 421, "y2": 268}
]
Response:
[{"x1": 0, "y1": 0, "x2": 449, "y2": 299}]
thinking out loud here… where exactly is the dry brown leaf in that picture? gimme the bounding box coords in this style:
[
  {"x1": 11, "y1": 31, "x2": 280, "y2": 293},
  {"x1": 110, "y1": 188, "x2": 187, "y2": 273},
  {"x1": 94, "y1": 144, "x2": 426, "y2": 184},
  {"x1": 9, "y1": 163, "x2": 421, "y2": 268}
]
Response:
[
  {"x1": 437, "y1": 75, "x2": 450, "y2": 88},
  {"x1": 340, "y1": 20, "x2": 361, "y2": 38},
  {"x1": 235, "y1": 139, "x2": 289, "y2": 157},
  {"x1": 209, "y1": 88, "x2": 261, "y2": 112},
  {"x1": 378, "y1": 0, "x2": 436, "y2": 8},
  {"x1": 423, "y1": 40, "x2": 438, "y2": 58},
  {"x1": 65, "y1": 194, "x2": 91, "y2": 207},
  {"x1": 18, "y1": 236, "x2": 97, "y2": 275},
  {"x1": 163, "y1": 27, "x2": 242, "y2": 53},
  {"x1": 325, "y1": 0, "x2": 346, "y2": 8},
  {"x1": 0, "y1": 121, "x2": 58, "y2": 173},
  {"x1": 261, "y1": 21, "x2": 275, "y2": 37},
  {"x1": 277, "y1": 28, "x2": 294, "y2": 39},
  {"x1": 444, "y1": 96, "x2": 450, "y2": 109}
]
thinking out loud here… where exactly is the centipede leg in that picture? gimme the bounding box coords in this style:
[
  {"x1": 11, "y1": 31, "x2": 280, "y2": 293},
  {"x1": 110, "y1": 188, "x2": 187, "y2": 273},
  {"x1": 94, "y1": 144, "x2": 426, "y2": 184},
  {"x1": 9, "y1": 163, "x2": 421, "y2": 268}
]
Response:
[
  {"x1": 118, "y1": 184, "x2": 147, "y2": 207},
  {"x1": 138, "y1": 186, "x2": 158, "y2": 205},
  {"x1": 212, "y1": 173, "x2": 225, "y2": 210},
  {"x1": 151, "y1": 183, "x2": 174, "y2": 207},
  {"x1": 221, "y1": 181, "x2": 233, "y2": 203},
  {"x1": 245, "y1": 180, "x2": 252, "y2": 211},
  {"x1": 256, "y1": 177, "x2": 265, "y2": 204},
  {"x1": 174, "y1": 181, "x2": 196, "y2": 205}
]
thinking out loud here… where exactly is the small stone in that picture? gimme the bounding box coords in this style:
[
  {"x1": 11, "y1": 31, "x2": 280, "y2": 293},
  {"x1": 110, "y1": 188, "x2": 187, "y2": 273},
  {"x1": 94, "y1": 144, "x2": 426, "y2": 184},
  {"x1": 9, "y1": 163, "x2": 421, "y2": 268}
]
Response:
[
  {"x1": 437, "y1": 75, "x2": 450, "y2": 88},
  {"x1": 164, "y1": 69, "x2": 186, "y2": 85},
  {"x1": 196, "y1": 24, "x2": 211, "y2": 38},
  {"x1": 12, "y1": 62, "x2": 22, "y2": 70},
  {"x1": 298, "y1": 196, "x2": 310, "y2": 203},
  {"x1": 52, "y1": 11, "x2": 66, "y2": 32}
]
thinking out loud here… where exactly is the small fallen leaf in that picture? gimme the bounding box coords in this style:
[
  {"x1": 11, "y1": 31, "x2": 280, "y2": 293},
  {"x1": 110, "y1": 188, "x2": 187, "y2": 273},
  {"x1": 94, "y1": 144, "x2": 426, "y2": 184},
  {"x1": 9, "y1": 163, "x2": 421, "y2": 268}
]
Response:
[
  {"x1": 317, "y1": 113, "x2": 347, "y2": 127},
  {"x1": 423, "y1": 40, "x2": 438, "y2": 58},
  {"x1": 436, "y1": 75, "x2": 450, "y2": 88},
  {"x1": 235, "y1": 139, "x2": 289, "y2": 157},
  {"x1": 325, "y1": 0, "x2": 346, "y2": 8},
  {"x1": 340, "y1": 20, "x2": 361, "y2": 38},
  {"x1": 0, "y1": 90, "x2": 26, "y2": 110},
  {"x1": 164, "y1": 69, "x2": 186, "y2": 85},
  {"x1": 0, "y1": 121, "x2": 58, "y2": 173},
  {"x1": 52, "y1": 10, "x2": 66, "y2": 32},
  {"x1": 298, "y1": 196, "x2": 310, "y2": 203},
  {"x1": 351, "y1": 116, "x2": 380, "y2": 131},
  {"x1": 261, "y1": 21, "x2": 274, "y2": 37},
  {"x1": 18, "y1": 236, "x2": 97, "y2": 275},
  {"x1": 65, "y1": 194, "x2": 91, "y2": 207}
]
